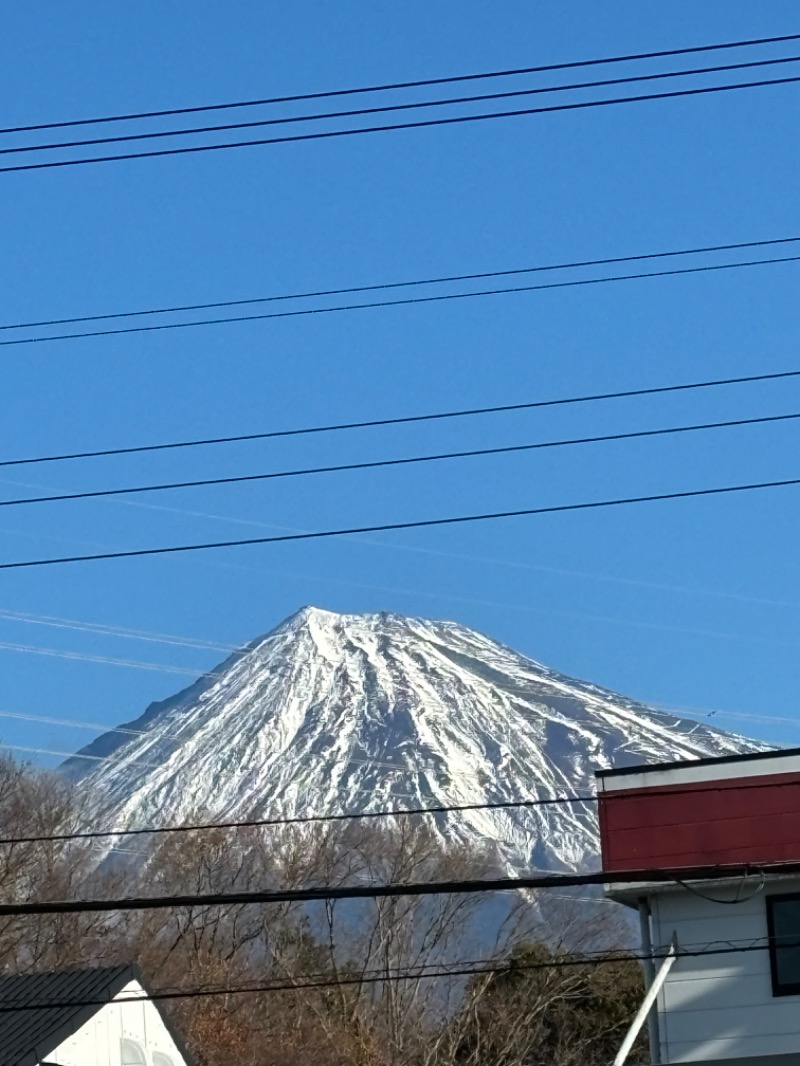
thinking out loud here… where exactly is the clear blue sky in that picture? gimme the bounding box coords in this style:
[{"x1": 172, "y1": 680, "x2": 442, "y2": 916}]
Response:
[{"x1": 1, "y1": 1, "x2": 799, "y2": 762}]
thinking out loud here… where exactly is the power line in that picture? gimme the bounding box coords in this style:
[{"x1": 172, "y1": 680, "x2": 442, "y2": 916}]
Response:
[
  {"x1": 0, "y1": 708, "x2": 187, "y2": 742},
  {"x1": 2, "y1": 235, "x2": 796, "y2": 334},
  {"x1": 0, "y1": 606, "x2": 240, "y2": 654},
  {"x1": 7, "y1": 775, "x2": 799, "y2": 849},
  {"x1": 2, "y1": 410, "x2": 797, "y2": 511},
  {"x1": 4, "y1": 480, "x2": 800, "y2": 643},
  {"x1": 4, "y1": 253, "x2": 800, "y2": 347},
  {"x1": 11, "y1": 54, "x2": 800, "y2": 158},
  {"x1": 0, "y1": 580, "x2": 797, "y2": 661},
  {"x1": 6, "y1": 31, "x2": 798, "y2": 135},
  {"x1": 0, "y1": 794, "x2": 591, "y2": 847},
  {"x1": 0, "y1": 861, "x2": 792, "y2": 916},
  {"x1": 0, "y1": 743, "x2": 162, "y2": 770},
  {"x1": 4, "y1": 72, "x2": 800, "y2": 174},
  {"x1": 0, "y1": 606, "x2": 789, "y2": 730},
  {"x1": 0, "y1": 940, "x2": 779, "y2": 1013},
  {"x1": 4, "y1": 474, "x2": 800, "y2": 571},
  {"x1": 0, "y1": 964, "x2": 578, "y2": 1011},
  {"x1": 6, "y1": 494, "x2": 790, "y2": 653},
  {"x1": 0, "y1": 638, "x2": 214, "y2": 677},
  {"x1": 3, "y1": 366, "x2": 799, "y2": 469},
  {"x1": 655, "y1": 703, "x2": 800, "y2": 730}
]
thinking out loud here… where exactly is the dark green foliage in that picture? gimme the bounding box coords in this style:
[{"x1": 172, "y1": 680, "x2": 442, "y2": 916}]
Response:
[{"x1": 454, "y1": 942, "x2": 647, "y2": 1066}]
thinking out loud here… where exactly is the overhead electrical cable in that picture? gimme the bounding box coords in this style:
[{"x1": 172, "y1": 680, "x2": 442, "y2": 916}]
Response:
[
  {"x1": 0, "y1": 605, "x2": 242, "y2": 654},
  {"x1": 9, "y1": 54, "x2": 800, "y2": 158},
  {"x1": 4, "y1": 474, "x2": 800, "y2": 571},
  {"x1": 2, "y1": 235, "x2": 796, "y2": 334},
  {"x1": 0, "y1": 940, "x2": 780, "y2": 1013},
  {"x1": 0, "y1": 743, "x2": 162, "y2": 769},
  {"x1": 4, "y1": 73, "x2": 800, "y2": 174},
  {"x1": 2, "y1": 410, "x2": 797, "y2": 510},
  {"x1": 0, "y1": 586, "x2": 793, "y2": 669},
  {"x1": 3, "y1": 253, "x2": 800, "y2": 346},
  {"x1": 3, "y1": 366, "x2": 800, "y2": 469},
  {"x1": 653, "y1": 704, "x2": 800, "y2": 729},
  {"x1": 0, "y1": 794, "x2": 593, "y2": 847},
  {"x1": 6, "y1": 775, "x2": 800, "y2": 849},
  {"x1": 5, "y1": 480, "x2": 797, "y2": 637},
  {"x1": 0, "y1": 862, "x2": 793, "y2": 916},
  {"x1": 5, "y1": 30, "x2": 799, "y2": 136},
  {"x1": 11, "y1": 476, "x2": 785, "y2": 643},
  {"x1": 0, "y1": 708, "x2": 185, "y2": 741},
  {"x1": 0, "y1": 638, "x2": 217, "y2": 676}
]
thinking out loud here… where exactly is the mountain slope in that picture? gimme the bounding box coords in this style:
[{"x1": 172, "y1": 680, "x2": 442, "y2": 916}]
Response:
[{"x1": 64, "y1": 606, "x2": 764, "y2": 872}]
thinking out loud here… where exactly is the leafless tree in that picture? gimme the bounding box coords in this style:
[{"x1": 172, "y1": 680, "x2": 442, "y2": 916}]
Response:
[{"x1": 0, "y1": 757, "x2": 645, "y2": 1066}]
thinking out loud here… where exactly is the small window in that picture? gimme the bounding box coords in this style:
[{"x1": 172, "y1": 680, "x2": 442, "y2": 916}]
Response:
[
  {"x1": 153, "y1": 1055, "x2": 175, "y2": 1066},
  {"x1": 120, "y1": 1039, "x2": 147, "y2": 1065},
  {"x1": 767, "y1": 893, "x2": 800, "y2": 996}
]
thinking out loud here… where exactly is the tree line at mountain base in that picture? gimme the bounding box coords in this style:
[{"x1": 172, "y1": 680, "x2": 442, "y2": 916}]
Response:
[{"x1": 0, "y1": 755, "x2": 647, "y2": 1065}]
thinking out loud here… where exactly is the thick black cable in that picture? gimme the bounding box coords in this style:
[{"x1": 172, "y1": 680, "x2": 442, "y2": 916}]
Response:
[
  {"x1": 3, "y1": 366, "x2": 800, "y2": 469},
  {"x1": 0, "y1": 861, "x2": 792, "y2": 916},
  {"x1": 4, "y1": 253, "x2": 799, "y2": 347},
  {"x1": 4, "y1": 411, "x2": 799, "y2": 511},
  {"x1": 3, "y1": 235, "x2": 797, "y2": 333},
  {"x1": 3, "y1": 72, "x2": 800, "y2": 174},
  {"x1": 2, "y1": 475, "x2": 800, "y2": 571},
  {"x1": 5, "y1": 31, "x2": 799, "y2": 136},
  {"x1": 9, "y1": 54, "x2": 800, "y2": 157},
  {"x1": 0, "y1": 941, "x2": 778, "y2": 1012},
  {"x1": 673, "y1": 871, "x2": 766, "y2": 905}
]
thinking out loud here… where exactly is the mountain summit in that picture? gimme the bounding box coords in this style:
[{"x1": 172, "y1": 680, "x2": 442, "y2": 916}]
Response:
[{"x1": 64, "y1": 606, "x2": 762, "y2": 871}]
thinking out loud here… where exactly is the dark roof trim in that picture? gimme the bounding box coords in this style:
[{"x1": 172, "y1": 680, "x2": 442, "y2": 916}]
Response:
[
  {"x1": 595, "y1": 744, "x2": 795, "y2": 779},
  {"x1": 4, "y1": 965, "x2": 134, "y2": 1066}
]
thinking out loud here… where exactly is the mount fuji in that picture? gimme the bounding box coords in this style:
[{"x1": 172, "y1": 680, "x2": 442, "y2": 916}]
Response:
[{"x1": 63, "y1": 606, "x2": 764, "y2": 873}]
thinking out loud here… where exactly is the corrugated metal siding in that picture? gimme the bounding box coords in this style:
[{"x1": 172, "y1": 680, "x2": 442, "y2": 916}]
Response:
[{"x1": 598, "y1": 770, "x2": 800, "y2": 871}]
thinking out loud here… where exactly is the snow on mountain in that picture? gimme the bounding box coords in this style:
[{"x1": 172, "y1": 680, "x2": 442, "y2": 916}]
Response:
[{"x1": 63, "y1": 606, "x2": 765, "y2": 873}]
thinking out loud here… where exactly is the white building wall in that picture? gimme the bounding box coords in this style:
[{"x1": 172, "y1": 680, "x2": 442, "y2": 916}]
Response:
[
  {"x1": 43, "y1": 980, "x2": 187, "y2": 1066},
  {"x1": 598, "y1": 752, "x2": 800, "y2": 793},
  {"x1": 650, "y1": 879, "x2": 800, "y2": 1063}
]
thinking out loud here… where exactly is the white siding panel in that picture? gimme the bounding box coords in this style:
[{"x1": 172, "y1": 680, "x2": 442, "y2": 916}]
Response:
[
  {"x1": 662, "y1": 1000, "x2": 800, "y2": 1042},
  {"x1": 599, "y1": 752, "x2": 800, "y2": 791},
  {"x1": 649, "y1": 880, "x2": 800, "y2": 1061},
  {"x1": 662, "y1": 971, "x2": 773, "y2": 1012},
  {"x1": 668, "y1": 1033, "x2": 800, "y2": 1063},
  {"x1": 46, "y1": 980, "x2": 187, "y2": 1066},
  {"x1": 653, "y1": 887, "x2": 777, "y2": 931},
  {"x1": 656, "y1": 911, "x2": 768, "y2": 945},
  {"x1": 661, "y1": 950, "x2": 766, "y2": 981}
]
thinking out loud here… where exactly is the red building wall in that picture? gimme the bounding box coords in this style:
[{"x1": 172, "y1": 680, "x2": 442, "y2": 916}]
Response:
[{"x1": 598, "y1": 771, "x2": 800, "y2": 872}]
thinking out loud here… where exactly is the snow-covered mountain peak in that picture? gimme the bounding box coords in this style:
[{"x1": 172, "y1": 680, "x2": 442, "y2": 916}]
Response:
[{"x1": 63, "y1": 607, "x2": 766, "y2": 872}]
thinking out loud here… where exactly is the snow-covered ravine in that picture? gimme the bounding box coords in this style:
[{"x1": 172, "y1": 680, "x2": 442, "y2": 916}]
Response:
[{"x1": 63, "y1": 606, "x2": 765, "y2": 873}]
